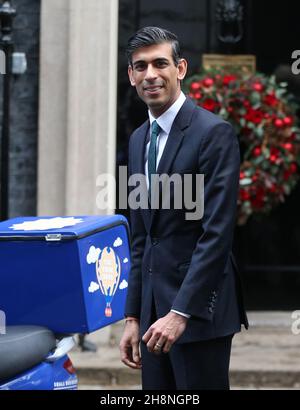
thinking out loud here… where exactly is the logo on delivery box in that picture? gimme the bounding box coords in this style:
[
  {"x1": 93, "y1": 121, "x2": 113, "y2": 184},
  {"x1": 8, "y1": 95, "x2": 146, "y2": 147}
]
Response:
[{"x1": 87, "y1": 237, "x2": 128, "y2": 317}]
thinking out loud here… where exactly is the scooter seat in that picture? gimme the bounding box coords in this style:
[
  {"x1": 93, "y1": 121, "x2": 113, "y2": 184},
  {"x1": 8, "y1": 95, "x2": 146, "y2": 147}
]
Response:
[{"x1": 0, "y1": 326, "x2": 56, "y2": 383}]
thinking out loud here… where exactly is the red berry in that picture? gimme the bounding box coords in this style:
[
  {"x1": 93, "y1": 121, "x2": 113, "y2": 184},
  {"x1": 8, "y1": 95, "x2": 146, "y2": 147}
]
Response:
[
  {"x1": 190, "y1": 82, "x2": 201, "y2": 91},
  {"x1": 240, "y1": 190, "x2": 250, "y2": 201},
  {"x1": 203, "y1": 78, "x2": 214, "y2": 87},
  {"x1": 274, "y1": 118, "x2": 283, "y2": 128},
  {"x1": 253, "y1": 147, "x2": 262, "y2": 156},
  {"x1": 283, "y1": 142, "x2": 293, "y2": 151},
  {"x1": 290, "y1": 163, "x2": 298, "y2": 173},
  {"x1": 252, "y1": 82, "x2": 263, "y2": 92},
  {"x1": 283, "y1": 116, "x2": 293, "y2": 126}
]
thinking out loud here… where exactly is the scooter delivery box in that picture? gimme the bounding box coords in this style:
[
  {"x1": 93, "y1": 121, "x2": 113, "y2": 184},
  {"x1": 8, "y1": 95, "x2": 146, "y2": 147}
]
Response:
[{"x1": 0, "y1": 215, "x2": 131, "y2": 334}]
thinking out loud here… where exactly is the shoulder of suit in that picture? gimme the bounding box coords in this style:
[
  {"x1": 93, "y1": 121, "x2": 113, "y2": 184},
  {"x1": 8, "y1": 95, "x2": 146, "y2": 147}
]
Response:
[
  {"x1": 129, "y1": 120, "x2": 149, "y2": 143},
  {"x1": 192, "y1": 104, "x2": 234, "y2": 134}
]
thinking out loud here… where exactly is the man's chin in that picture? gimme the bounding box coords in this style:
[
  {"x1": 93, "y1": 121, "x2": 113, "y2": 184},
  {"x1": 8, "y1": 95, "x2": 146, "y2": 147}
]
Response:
[{"x1": 146, "y1": 98, "x2": 166, "y2": 109}]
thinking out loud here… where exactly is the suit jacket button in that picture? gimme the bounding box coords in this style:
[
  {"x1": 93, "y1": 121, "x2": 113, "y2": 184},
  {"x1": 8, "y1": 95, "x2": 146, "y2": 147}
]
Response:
[
  {"x1": 151, "y1": 237, "x2": 159, "y2": 246},
  {"x1": 148, "y1": 268, "x2": 152, "y2": 274},
  {"x1": 208, "y1": 307, "x2": 213, "y2": 313}
]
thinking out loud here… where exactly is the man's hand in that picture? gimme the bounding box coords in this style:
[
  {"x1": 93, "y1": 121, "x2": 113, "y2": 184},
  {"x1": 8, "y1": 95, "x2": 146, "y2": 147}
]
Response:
[
  {"x1": 119, "y1": 319, "x2": 142, "y2": 370},
  {"x1": 142, "y1": 311, "x2": 188, "y2": 354}
]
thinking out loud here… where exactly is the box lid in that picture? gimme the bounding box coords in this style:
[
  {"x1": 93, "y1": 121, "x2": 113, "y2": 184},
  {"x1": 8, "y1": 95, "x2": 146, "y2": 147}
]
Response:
[{"x1": 0, "y1": 215, "x2": 129, "y2": 241}]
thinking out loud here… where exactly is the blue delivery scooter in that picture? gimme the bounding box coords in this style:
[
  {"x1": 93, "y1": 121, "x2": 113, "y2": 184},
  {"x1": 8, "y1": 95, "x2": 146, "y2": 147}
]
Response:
[
  {"x1": 0, "y1": 326, "x2": 77, "y2": 390},
  {"x1": 0, "y1": 215, "x2": 130, "y2": 390}
]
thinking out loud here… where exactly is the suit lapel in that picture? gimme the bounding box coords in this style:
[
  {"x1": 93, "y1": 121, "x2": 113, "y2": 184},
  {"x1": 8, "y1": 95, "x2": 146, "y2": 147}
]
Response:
[
  {"x1": 131, "y1": 120, "x2": 152, "y2": 230},
  {"x1": 149, "y1": 97, "x2": 196, "y2": 228},
  {"x1": 134, "y1": 120, "x2": 149, "y2": 176},
  {"x1": 156, "y1": 122, "x2": 184, "y2": 176},
  {"x1": 157, "y1": 97, "x2": 196, "y2": 176}
]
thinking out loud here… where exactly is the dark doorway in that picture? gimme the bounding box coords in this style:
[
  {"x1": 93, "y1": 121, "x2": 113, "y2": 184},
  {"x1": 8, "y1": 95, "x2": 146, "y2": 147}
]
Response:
[
  {"x1": 235, "y1": 0, "x2": 300, "y2": 310},
  {"x1": 117, "y1": 0, "x2": 300, "y2": 310}
]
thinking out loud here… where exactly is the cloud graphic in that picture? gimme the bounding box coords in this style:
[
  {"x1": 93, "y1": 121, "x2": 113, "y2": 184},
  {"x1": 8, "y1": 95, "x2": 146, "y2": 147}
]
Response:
[
  {"x1": 113, "y1": 237, "x2": 123, "y2": 247},
  {"x1": 88, "y1": 281, "x2": 100, "y2": 293},
  {"x1": 123, "y1": 258, "x2": 128, "y2": 263},
  {"x1": 9, "y1": 217, "x2": 83, "y2": 231},
  {"x1": 86, "y1": 246, "x2": 101, "y2": 264},
  {"x1": 119, "y1": 279, "x2": 128, "y2": 290}
]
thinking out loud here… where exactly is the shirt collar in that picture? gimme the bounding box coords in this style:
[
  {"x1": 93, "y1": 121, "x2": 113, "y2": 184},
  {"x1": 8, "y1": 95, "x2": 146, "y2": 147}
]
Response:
[{"x1": 148, "y1": 91, "x2": 186, "y2": 135}]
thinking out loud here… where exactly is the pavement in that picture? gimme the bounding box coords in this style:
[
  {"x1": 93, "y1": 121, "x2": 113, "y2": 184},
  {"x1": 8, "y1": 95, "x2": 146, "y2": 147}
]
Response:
[{"x1": 69, "y1": 311, "x2": 300, "y2": 389}]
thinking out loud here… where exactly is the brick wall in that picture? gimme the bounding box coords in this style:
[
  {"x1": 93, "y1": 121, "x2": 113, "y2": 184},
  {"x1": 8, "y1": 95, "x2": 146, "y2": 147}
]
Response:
[{"x1": 0, "y1": 0, "x2": 40, "y2": 217}]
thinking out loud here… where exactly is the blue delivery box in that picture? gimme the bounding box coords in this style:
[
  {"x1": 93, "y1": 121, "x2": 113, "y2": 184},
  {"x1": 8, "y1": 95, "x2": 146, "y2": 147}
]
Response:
[{"x1": 0, "y1": 215, "x2": 131, "y2": 334}]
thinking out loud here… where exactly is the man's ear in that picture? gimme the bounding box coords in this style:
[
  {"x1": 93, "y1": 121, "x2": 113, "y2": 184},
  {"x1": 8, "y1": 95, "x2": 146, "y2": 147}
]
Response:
[
  {"x1": 128, "y1": 65, "x2": 136, "y2": 86},
  {"x1": 177, "y1": 58, "x2": 188, "y2": 81}
]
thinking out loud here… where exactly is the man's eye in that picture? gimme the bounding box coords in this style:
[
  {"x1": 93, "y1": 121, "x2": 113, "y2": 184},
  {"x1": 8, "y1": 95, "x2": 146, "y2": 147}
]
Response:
[
  {"x1": 134, "y1": 65, "x2": 146, "y2": 71},
  {"x1": 156, "y1": 61, "x2": 168, "y2": 68}
]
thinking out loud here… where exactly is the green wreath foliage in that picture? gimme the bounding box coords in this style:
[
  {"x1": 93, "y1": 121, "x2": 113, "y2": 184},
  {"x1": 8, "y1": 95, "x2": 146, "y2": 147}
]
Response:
[{"x1": 184, "y1": 69, "x2": 300, "y2": 224}]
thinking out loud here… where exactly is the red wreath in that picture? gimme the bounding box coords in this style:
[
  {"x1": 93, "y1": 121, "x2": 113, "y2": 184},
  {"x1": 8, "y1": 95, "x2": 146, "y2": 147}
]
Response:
[{"x1": 184, "y1": 69, "x2": 300, "y2": 225}]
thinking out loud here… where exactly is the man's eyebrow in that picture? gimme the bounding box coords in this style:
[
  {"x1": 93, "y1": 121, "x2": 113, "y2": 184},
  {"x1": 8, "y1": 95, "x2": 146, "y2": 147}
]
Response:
[
  {"x1": 132, "y1": 57, "x2": 170, "y2": 66},
  {"x1": 132, "y1": 59, "x2": 146, "y2": 66},
  {"x1": 154, "y1": 57, "x2": 170, "y2": 63}
]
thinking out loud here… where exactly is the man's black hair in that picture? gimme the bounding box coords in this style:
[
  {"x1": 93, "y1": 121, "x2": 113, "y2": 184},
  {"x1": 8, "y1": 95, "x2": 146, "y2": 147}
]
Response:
[{"x1": 126, "y1": 26, "x2": 181, "y2": 66}]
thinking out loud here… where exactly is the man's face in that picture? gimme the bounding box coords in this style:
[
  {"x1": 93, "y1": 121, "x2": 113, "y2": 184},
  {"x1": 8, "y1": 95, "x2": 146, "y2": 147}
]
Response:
[{"x1": 128, "y1": 42, "x2": 187, "y2": 117}]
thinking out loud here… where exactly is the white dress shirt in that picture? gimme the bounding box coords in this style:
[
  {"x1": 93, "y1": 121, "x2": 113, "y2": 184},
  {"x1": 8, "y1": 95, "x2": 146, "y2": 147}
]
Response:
[
  {"x1": 145, "y1": 92, "x2": 191, "y2": 320},
  {"x1": 145, "y1": 91, "x2": 186, "y2": 189}
]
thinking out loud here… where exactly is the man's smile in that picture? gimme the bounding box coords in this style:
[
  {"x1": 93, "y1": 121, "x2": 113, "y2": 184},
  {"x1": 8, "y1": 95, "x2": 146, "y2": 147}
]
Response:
[{"x1": 143, "y1": 85, "x2": 164, "y2": 94}]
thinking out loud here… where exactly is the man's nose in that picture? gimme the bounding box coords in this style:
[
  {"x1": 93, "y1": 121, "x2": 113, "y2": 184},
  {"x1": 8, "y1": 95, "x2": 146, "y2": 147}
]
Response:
[{"x1": 144, "y1": 64, "x2": 157, "y2": 81}]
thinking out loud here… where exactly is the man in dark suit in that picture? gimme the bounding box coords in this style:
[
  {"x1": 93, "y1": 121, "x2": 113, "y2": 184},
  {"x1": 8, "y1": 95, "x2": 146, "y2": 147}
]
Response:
[{"x1": 119, "y1": 26, "x2": 248, "y2": 390}]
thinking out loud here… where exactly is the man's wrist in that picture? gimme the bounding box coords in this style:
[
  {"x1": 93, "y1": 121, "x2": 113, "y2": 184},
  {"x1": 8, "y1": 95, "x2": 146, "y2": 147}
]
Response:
[
  {"x1": 124, "y1": 316, "x2": 139, "y2": 324},
  {"x1": 171, "y1": 309, "x2": 191, "y2": 319}
]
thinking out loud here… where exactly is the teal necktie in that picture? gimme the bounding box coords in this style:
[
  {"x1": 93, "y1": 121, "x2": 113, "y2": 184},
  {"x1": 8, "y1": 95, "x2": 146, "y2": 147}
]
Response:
[{"x1": 148, "y1": 120, "x2": 160, "y2": 199}]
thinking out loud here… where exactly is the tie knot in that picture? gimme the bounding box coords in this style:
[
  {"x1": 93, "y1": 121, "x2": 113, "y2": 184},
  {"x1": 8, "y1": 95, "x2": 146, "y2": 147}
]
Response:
[{"x1": 151, "y1": 120, "x2": 160, "y2": 136}]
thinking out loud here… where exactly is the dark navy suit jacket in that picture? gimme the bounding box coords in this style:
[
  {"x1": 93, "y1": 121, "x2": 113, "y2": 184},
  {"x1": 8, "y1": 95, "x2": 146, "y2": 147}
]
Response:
[{"x1": 125, "y1": 97, "x2": 248, "y2": 343}]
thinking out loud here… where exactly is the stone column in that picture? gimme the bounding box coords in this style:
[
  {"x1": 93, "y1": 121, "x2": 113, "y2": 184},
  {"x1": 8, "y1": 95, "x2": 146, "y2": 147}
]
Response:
[
  {"x1": 38, "y1": 0, "x2": 119, "y2": 346},
  {"x1": 38, "y1": 0, "x2": 118, "y2": 216}
]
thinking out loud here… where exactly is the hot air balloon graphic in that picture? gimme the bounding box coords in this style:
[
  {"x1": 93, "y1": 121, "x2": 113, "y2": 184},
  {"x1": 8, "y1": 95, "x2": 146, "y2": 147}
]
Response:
[{"x1": 96, "y1": 246, "x2": 121, "y2": 317}]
